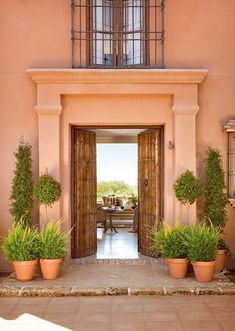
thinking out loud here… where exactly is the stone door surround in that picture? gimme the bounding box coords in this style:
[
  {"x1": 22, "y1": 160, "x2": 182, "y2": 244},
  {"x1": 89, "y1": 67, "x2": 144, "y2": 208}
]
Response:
[{"x1": 27, "y1": 69, "x2": 208, "y2": 225}]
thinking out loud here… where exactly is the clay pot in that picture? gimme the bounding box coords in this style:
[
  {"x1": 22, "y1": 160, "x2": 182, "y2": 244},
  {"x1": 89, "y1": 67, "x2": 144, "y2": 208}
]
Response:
[
  {"x1": 214, "y1": 249, "x2": 226, "y2": 271},
  {"x1": 192, "y1": 261, "x2": 215, "y2": 283},
  {"x1": 40, "y1": 259, "x2": 62, "y2": 280},
  {"x1": 167, "y1": 258, "x2": 189, "y2": 279},
  {"x1": 13, "y1": 260, "x2": 37, "y2": 282}
]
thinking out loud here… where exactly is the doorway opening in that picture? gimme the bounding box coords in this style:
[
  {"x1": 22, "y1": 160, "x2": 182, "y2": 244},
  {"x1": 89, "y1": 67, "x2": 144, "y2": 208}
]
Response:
[
  {"x1": 71, "y1": 126, "x2": 163, "y2": 259},
  {"x1": 96, "y1": 140, "x2": 138, "y2": 259}
]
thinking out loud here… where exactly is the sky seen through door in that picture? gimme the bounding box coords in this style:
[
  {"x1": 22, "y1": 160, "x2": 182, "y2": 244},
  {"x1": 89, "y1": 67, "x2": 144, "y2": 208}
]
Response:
[{"x1": 97, "y1": 144, "x2": 138, "y2": 190}]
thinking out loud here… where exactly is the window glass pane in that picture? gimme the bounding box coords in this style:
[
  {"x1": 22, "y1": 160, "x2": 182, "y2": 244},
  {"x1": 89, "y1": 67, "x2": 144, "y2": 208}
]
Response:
[
  {"x1": 93, "y1": 0, "x2": 113, "y2": 65},
  {"x1": 124, "y1": 0, "x2": 142, "y2": 32},
  {"x1": 123, "y1": 0, "x2": 144, "y2": 65},
  {"x1": 92, "y1": 0, "x2": 144, "y2": 66},
  {"x1": 93, "y1": 33, "x2": 113, "y2": 64},
  {"x1": 93, "y1": 0, "x2": 112, "y2": 31},
  {"x1": 123, "y1": 32, "x2": 143, "y2": 64}
]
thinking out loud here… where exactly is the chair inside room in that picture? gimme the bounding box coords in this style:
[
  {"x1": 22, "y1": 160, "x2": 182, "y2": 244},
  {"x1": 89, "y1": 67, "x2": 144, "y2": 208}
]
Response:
[{"x1": 96, "y1": 203, "x2": 107, "y2": 230}]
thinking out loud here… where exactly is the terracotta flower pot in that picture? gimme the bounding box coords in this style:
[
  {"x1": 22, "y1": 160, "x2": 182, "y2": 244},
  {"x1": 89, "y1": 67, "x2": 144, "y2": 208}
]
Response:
[
  {"x1": 40, "y1": 258, "x2": 62, "y2": 280},
  {"x1": 13, "y1": 260, "x2": 37, "y2": 282},
  {"x1": 214, "y1": 249, "x2": 226, "y2": 271},
  {"x1": 192, "y1": 261, "x2": 215, "y2": 283},
  {"x1": 167, "y1": 258, "x2": 189, "y2": 279}
]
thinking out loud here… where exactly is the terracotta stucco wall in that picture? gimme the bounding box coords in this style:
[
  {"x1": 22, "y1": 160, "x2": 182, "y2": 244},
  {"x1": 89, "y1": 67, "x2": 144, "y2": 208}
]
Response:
[
  {"x1": 0, "y1": 0, "x2": 71, "y2": 270},
  {"x1": 0, "y1": 0, "x2": 235, "y2": 270}
]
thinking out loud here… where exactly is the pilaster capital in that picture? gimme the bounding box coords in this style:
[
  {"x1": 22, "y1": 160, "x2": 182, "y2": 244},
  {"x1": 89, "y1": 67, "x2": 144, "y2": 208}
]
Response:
[
  {"x1": 35, "y1": 104, "x2": 62, "y2": 116},
  {"x1": 172, "y1": 105, "x2": 199, "y2": 115}
]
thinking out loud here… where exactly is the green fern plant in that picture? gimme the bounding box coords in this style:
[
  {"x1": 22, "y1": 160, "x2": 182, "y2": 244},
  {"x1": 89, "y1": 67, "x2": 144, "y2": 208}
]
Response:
[
  {"x1": 183, "y1": 223, "x2": 219, "y2": 262},
  {"x1": 39, "y1": 220, "x2": 69, "y2": 259},
  {"x1": 151, "y1": 222, "x2": 190, "y2": 259},
  {"x1": 1, "y1": 222, "x2": 40, "y2": 261}
]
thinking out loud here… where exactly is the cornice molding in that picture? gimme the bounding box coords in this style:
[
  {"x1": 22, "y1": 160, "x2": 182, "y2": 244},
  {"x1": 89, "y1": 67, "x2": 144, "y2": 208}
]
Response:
[
  {"x1": 35, "y1": 105, "x2": 62, "y2": 115},
  {"x1": 172, "y1": 105, "x2": 199, "y2": 115},
  {"x1": 27, "y1": 68, "x2": 208, "y2": 85}
]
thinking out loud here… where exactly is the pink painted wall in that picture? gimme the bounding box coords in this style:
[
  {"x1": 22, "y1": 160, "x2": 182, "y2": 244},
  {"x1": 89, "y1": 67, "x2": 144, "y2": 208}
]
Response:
[{"x1": 0, "y1": 0, "x2": 235, "y2": 270}]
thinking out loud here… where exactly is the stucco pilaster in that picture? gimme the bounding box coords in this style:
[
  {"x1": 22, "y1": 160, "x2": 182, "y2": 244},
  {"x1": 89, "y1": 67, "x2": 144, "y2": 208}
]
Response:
[
  {"x1": 35, "y1": 93, "x2": 62, "y2": 226},
  {"x1": 172, "y1": 103, "x2": 199, "y2": 224}
]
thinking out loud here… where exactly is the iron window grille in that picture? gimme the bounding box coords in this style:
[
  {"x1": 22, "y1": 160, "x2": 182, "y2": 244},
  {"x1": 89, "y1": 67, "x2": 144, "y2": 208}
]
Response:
[
  {"x1": 71, "y1": 0, "x2": 165, "y2": 68},
  {"x1": 224, "y1": 121, "x2": 235, "y2": 199}
]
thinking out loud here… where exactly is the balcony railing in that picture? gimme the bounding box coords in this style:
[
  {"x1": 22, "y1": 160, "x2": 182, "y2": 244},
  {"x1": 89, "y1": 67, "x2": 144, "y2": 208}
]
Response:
[{"x1": 71, "y1": 0, "x2": 165, "y2": 68}]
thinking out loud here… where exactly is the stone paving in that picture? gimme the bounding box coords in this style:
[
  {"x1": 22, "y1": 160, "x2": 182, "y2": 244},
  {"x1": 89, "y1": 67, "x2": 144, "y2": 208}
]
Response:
[
  {"x1": 1, "y1": 295, "x2": 235, "y2": 330},
  {"x1": 0, "y1": 258, "x2": 234, "y2": 297}
]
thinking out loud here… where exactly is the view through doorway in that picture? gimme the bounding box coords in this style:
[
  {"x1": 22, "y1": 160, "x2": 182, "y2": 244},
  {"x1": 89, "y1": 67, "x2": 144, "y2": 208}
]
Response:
[
  {"x1": 71, "y1": 127, "x2": 163, "y2": 259},
  {"x1": 96, "y1": 141, "x2": 138, "y2": 259}
]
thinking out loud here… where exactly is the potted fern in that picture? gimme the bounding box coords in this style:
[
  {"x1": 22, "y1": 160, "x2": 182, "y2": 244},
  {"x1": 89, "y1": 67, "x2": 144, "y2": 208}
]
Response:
[
  {"x1": 1, "y1": 222, "x2": 39, "y2": 281},
  {"x1": 39, "y1": 220, "x2": 69, "y2": 280},
  {"x1": 151, "y1": 223, "x2": 189, "y2": 279},
  {"x1": 184, "y1": 223, "x2": 219, "y2": 283}
]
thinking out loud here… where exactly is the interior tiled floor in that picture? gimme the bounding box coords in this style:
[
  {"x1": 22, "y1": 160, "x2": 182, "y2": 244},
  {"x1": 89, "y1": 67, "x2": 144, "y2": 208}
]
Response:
[
  {"x1": 1, "y1": 295, "x2": 235, "y2": 330},
  {"x1": 96, "y1": 227, "x2": 138, "y2": 259}
]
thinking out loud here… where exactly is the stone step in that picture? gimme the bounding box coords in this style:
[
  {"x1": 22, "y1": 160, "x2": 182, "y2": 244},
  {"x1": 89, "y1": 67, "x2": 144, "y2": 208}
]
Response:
[{"x1": 72, "y1": 257, "x2": 164, "y2": 265}]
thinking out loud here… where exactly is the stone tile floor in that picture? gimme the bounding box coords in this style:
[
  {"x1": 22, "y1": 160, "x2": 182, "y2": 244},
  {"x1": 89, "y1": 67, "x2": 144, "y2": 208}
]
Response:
[
  {"x1": 0, "y1": 258, "x2": 234, "y2": 296},
  {"x1": 1, "y1": 295, "x2": 235, "y2": 330},
  {"x1": 96, "y1": 228, "x2": 138, "y2": 259}
]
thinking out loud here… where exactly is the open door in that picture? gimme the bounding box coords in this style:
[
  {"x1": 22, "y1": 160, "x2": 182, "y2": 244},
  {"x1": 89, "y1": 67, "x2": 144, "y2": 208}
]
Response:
[
  {"x1": 138, "y1": 129, "x2": 162, "y2": 256},
  {"x1": 72, "y1": 129, "x2": 97, "y2": 258}
]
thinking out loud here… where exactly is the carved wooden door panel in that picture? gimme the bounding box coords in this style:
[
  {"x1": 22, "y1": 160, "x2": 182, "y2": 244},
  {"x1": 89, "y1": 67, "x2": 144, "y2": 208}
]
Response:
[
  {"x1": 72, "y1": 129, "x2": 97, "y2": 258},
  {"x1": 138, "y1": 129, "x2": 161, "y2": 257}
]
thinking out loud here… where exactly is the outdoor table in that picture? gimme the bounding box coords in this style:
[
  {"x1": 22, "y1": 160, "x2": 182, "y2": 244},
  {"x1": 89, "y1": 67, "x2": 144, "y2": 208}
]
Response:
[{"x1": 102, "y1": 207, "x2": 123, "y2": 233}]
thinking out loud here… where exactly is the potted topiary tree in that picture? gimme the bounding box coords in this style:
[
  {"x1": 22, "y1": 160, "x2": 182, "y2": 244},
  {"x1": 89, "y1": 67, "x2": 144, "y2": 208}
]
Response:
[
  {"x1": 215, "y1": 238, "x2": 232, "y2": 271},
  {"x1": 34, "y1": 169, "x2": 61, "y2": 222},
  {"x1": 1, "y1": 222, "x2": 40, "y2": 281},
  {"x1": 184, "y1": 222, "x2": 219, "y2": 283},
  {"x1": 173, "y1": 170, "x2": 203, "y2": 222},
  {"x1": 204, "y1": 147, "x2": 228, "y2": 271},
  {"x1": 151, "y1": 222, "x2": 189, "y2": 279},
  {"x1": 10, "y1": 138, "x2": 33, "y2": 227},
  {"x1": 39, "y1": 220, "x2": 69, "y2": 280}
]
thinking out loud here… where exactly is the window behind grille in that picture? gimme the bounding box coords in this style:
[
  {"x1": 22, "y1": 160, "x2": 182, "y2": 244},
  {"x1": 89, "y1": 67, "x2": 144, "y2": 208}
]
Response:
[{"x1": 71, "y1": 0, "x2": 165, "y2": 68}]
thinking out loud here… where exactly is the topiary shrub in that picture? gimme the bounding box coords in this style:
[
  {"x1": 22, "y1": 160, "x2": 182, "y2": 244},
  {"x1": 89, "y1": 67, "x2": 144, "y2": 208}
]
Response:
[
  {"x1": 204, "y1": 147, "x2": 227, "y2": 230},
  {"x1": 34, "y1": 170, "x2": 61, "y2": 221},
  {"x1": 173, "y1": 170, "x2": 204, "y2": 206},
  {"x1": 10, "y1": 138, "x2": 33, "y2": 226},
  {"x1": 173, "y1": 170, "x2": 203, "y2": 221}
]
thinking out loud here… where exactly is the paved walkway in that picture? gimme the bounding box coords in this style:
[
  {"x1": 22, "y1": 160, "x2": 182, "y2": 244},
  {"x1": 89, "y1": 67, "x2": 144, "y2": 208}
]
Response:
[
  {"x1": 1, "y1": 295, "x2": 235, "y2": 330},
  {"x1": 0, "y1": 258, "x2": 234, "y2": 296}
]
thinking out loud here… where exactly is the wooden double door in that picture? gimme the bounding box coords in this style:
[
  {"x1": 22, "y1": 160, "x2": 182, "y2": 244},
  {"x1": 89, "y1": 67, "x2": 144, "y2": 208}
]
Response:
[{"x1": 71, "y1": 127, "x2": 163, "y2": 258}]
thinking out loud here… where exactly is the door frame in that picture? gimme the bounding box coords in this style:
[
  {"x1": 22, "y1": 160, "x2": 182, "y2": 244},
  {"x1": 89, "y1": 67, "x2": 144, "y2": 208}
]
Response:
[{"x1": 71, "y1": 125, "x2": 164, "y2": 258}]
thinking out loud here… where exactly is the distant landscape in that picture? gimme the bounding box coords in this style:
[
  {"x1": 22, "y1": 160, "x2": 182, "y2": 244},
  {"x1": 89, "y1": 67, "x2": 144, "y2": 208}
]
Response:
[{"x1": 97, "y1": 180, "x2": 137, "y2": 200}]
